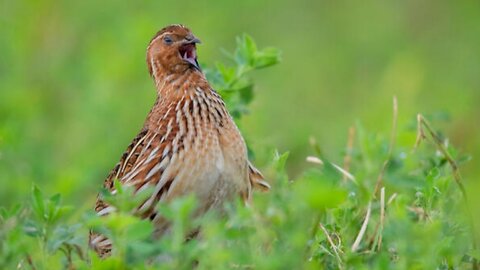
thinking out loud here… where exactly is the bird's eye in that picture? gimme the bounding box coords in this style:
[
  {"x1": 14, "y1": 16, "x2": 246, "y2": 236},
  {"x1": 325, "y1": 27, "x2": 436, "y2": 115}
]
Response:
[{"x1": 163, "y1": 35, "x2": 173, "y2": 45}]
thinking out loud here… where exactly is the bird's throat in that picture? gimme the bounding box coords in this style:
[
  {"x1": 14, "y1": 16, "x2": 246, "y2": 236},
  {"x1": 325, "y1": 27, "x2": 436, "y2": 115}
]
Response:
[{"x1": 153, "y1": 68, "x2": 209, "y2": 98}]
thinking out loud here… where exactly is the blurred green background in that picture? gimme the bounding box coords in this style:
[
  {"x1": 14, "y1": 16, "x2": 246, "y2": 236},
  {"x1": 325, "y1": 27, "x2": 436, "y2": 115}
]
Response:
[{"x1": 1, "y1": 0, "x2": 479, "y2": 206}]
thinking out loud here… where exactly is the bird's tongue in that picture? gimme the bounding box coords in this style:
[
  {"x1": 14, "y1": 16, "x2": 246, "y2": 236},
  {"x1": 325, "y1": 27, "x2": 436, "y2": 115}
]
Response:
[
  {"x1": 181, "y1": 44, "x2": 200, "y2": 70},
  {"x1": 182, "y1": 45, "x2": 197, "y2": 63}
]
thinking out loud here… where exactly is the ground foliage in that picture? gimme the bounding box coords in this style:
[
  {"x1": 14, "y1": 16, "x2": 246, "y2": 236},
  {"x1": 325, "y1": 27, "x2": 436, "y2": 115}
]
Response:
[{"x1": 0, "y1": 36, "x2": 477, "y2": 270}]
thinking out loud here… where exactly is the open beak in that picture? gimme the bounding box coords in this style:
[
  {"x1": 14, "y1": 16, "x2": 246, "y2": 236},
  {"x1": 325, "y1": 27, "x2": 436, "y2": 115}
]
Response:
[{"x1": 179, "y1": 36, "x2": 201, "y2": 71}]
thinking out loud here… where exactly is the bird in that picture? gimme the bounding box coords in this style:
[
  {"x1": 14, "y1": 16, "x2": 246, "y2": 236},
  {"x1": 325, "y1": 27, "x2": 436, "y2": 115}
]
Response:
[{"x1": 89, "y1": 24, "x2": 270, "y2": 257}]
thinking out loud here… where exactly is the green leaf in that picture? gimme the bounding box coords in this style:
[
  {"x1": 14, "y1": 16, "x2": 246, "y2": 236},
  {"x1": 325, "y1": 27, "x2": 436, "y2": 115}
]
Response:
[
  {"x1": 253, "y1": 47, "x2": 281, "y2": 69},
  {"x1": 23, "y1": 219, "x2": 42, "y2": 237},
  {"x1": 273, "y1": 151, "x2": 290, "y2": 172},
  {"x1": 113, "y1": 179, "x2": 123, "y2": 195},
  {"x1": 216, "y1": 62, "x2": 236, "y2": 85},
  {"x1": 171, "y1": 195, "x2": 197, "y2": 221},
  {"x1": 0, "y1": 203, "x2": 21, "y2": 220},
  {"x1": 46, "y1": 193, "x2": 61, "y2": 223},
  {"x1": 468, "y1": 249, "x2": 480, "y2": 261},
  {"x1": 125, "y1": 219, "x2": 154, "y2": 240},
  {"x1": 32, "y1": 185, "x2": 45, "y2": 220},
  {"x1": 47, "y1": 224, "x2": 83, "y2": 252},
  {"x1": 295, "y1": 169, "x2": 347, "y2": 209},
  {"x1": 238, "y1": 83, "x2": 254, "y2": 104},
  {"x1": 234, "y1": 34, "x2": 257, "y2": 67},
  {"x1": 243, "y1": 34, "x2": 257, "y2": 58},
  {"x1": 52, "y1": 205, "x2": 74, "y2": 223},
  {"x1": 0, "y1": 207, "x2": 5, "y2": 220}
]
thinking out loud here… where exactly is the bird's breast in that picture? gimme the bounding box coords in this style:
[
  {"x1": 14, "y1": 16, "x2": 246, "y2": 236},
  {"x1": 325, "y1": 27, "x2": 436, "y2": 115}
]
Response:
[{"x1": 145, "y1": 89, "x2": 249, "y2": 209}]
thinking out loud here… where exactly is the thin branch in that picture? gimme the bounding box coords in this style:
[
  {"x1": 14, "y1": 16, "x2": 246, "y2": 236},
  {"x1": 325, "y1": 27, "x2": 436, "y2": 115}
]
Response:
[
  {"x1": 306, "y1": 156, "x2": 324, "y2": 165},
  {"x1": 387, "y1": 193, "x2": 397, "y2": 205},
  {"x1": 342, "y1": 126, "x2": 356, "y2": 183},
  {"x1": 414, "y1": 114, "x2": 426, "y2": 150},
  {"x1": 26, "y1": 254, "x2": 36, "y2": 270},
  {"x1": 364, "y1": 97, "x2": 397, "y2": 252},
  {"x1": 367, "y1": 221, "x2": 380, "y2": 248},
  {"x1": 373, "y1": 96, "x2": 398, "y2": 197},
  {"x1": 331, "y1": 163, "x2": 357, "y2": 183},
  {"x1": 368, "y1": 188, "x2": 386, "y2": 251},
  {"x1": 319, "y1": 223, "x2": 343, "y2": 269},
  {"x1": 415, "y1": 114, "x2": 477, "y2": 270},
  {"x1": 377, "y1": 187, "x2": 386, "y2": 250},
  {"x1": 351, "y1": 202, "x2": 372, "y2": 252},
  {"x1": 305, "y1": 213, "x2": 322, "y2": 261},
  {"x1": 415, "y1": 114, "x2": 466, "y2": 198},
  {"x1": 306, "y1": 156, "x2": 357, "y2": 184}
]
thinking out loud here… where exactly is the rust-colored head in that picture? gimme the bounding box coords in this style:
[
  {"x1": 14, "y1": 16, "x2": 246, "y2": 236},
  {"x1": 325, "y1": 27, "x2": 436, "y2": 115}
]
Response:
[{"x1": 146, "y1": 24, "x2": 201, "y2": 76}]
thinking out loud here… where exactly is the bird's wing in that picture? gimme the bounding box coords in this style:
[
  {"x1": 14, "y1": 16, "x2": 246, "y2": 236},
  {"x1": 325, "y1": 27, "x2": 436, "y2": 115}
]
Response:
[
  {"x1": 100, "y1": 128, "x2": 149, "y2": 193},
  {"x1": 95, "y1": 120, "x2": 178, "y2": 215},
  {"x1": 91, "y1": 124, "x2": 177, "y2": 255}
]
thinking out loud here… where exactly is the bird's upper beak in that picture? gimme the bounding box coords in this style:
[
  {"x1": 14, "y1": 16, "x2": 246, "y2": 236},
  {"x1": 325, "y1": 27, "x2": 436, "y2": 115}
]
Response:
[{"x1": 182, "y1": 35, "x2": 201, "y2": 45}]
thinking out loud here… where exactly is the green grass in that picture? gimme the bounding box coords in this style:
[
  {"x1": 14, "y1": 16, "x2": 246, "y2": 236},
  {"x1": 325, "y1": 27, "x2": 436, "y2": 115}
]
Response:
[{"x1": 0, "y1": 36, "x2": 478, "y2": 270}]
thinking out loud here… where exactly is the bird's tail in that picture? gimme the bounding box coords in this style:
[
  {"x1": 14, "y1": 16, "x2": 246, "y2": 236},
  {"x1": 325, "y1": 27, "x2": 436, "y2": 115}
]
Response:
[{"x1": 248, "y1": 161, "x2": 271, "y2": 191}]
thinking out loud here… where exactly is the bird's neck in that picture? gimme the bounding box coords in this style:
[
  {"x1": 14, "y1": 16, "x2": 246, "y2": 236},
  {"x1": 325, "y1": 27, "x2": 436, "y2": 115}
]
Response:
[
  {"x1": 152, "y1": 68, "x2": 209, "y2": 98},
  {"x1": 145, "y1": 68, "x2": 228, "y2": 132}
]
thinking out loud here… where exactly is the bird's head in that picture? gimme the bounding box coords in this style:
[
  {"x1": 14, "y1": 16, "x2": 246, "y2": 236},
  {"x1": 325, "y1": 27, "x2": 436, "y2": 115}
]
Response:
[{"x1": 146, "y1": 24, "x2": 201, "y2": 76}]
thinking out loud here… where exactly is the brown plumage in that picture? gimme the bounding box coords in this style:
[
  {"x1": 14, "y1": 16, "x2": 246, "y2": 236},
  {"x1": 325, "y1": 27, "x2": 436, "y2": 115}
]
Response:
[{"x1": 89, "y1": 24, "x2": 270, "y2": 257}]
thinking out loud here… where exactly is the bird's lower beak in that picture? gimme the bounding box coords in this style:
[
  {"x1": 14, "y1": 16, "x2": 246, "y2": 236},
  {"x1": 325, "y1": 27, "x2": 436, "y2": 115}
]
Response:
[{"x1": 179, "y1": 41, "x2": 201, "y2": 71}]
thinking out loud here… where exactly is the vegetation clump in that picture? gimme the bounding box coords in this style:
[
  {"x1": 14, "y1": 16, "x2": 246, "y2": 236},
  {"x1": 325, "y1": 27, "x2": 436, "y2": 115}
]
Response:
[{"x1": 0, "y1": 36, "x2": 477, "y2": 270}]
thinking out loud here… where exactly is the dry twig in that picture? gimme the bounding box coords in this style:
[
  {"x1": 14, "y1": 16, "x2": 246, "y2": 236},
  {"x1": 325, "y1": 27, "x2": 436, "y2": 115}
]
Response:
[
  {"x1": 387, "y1": 193, "x2": 397, "y2": 205},
  {"x1": 414, "y1": 114, "x2": 477, "y2": 270},
  {"x1": 306, "y1": 156, "x2": 357, "y2": 184},
  {"x1": 319, "y1": 223, "x2": 343, "y2": 269},
  {"x1": 414, "y1": 114, "x2": 467, "y2": 199},
  {"x1": 377, "y1": 187, "x2": 386, "y2": 250},
  {"x1": 342, "y1": 126, "x2": 356, "y2": 183},
  {"x1": 351, "y1": 202, "x2": 372, "y2": 252},
  {"x1": 354, "y1": 97, "x2": 397, "y2": 253},
  {"x1": 373, "y1": 96, "x2": 398, "y2": 197}
]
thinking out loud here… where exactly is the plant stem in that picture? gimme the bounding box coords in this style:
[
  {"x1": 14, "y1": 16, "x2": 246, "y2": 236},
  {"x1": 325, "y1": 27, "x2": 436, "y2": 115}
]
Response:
[{"x1": 415, "y1": 114, "x2": 478, "y2": 270}]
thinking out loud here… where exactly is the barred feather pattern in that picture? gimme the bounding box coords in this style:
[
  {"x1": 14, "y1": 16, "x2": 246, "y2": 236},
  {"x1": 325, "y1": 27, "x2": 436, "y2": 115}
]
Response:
[{"x1": 89, "y1": 65, "x2": 269, "y2": 256}]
